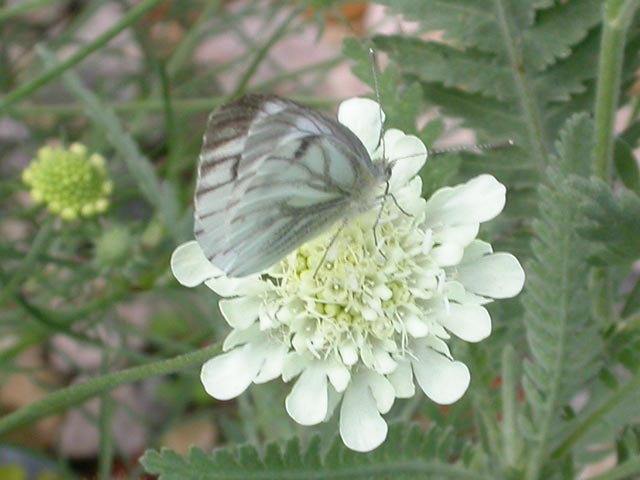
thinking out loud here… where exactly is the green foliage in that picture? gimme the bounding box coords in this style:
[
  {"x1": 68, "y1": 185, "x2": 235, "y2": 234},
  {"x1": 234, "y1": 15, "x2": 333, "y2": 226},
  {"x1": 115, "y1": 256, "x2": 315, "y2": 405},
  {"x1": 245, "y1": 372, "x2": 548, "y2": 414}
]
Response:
[
  {"x1": 570, "y1": 176, "x2": 640, "y2": 265},
  {"x1": 520, "y1": 114, "x2": 603, "y2": 472},
  {"x1": 142, "y1": 423, "x2": 477, "y2": 480},
  {"x1": 370, "y1": 0, "x2": 640, "y2": 258}
]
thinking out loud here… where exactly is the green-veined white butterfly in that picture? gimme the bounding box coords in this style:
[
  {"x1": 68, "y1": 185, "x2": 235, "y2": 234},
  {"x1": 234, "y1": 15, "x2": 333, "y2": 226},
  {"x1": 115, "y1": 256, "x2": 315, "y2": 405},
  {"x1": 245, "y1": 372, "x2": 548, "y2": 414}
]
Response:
[{"x1": 194, "y1": 94, "x2": 392, "y2": 277}]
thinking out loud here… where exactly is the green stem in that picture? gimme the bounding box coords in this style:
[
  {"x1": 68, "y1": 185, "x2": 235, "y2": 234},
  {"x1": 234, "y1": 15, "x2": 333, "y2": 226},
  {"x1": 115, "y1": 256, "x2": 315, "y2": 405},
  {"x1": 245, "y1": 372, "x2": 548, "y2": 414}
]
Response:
[
  {"x1": 166, "y1": 1, "x2": 222, "y2": 77},
  {"x1": 0, "y1": 0, "x2": 54, "y2": 23},
  {"x1": 593, "y1": 0, "x2": 640, "y2": 179},
  {"x1": 0, "y1": 220, "x2": 53, "y2": 307},
  {"x1": 230, "y1": 6, "x2": 302, "y2": 98},
  {"x1": 501, "y1": 345, "x2": 521, "y2": 469},
  {"x1": 0, "y1": 0, "x2": 163, "y2": 112},
  {"x1": 552, "y1": 370, "x2": 640, "y2": 459},
  {"x1": 11, "y1": 94, "x2": 337, "y2": 118},
  {"x1": 0, "y1": 343, "x2": 220, "y2": 436},
  {"x1": 590, "y1": 0, "x2": 640, "y2": 340},
  {"x1": 98, "y1": 355, "x2": 114, "y2": 480},
  {"x1": 493, "y1": 0, "x2": 549, "y2": 166}
]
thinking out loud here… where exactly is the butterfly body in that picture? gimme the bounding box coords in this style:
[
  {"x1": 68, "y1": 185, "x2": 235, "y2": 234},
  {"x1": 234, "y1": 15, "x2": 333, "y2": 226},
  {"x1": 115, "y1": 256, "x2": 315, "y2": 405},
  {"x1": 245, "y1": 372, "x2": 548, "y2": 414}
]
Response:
[{"x1": 194, "y1": 94, "x2": 388, "y2": 277}]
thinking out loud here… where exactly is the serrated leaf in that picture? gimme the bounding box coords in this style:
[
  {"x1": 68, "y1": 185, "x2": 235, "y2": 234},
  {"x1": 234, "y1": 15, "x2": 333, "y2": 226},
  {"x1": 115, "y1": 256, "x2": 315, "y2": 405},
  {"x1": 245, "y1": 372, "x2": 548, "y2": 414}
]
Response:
[
  {"x1": 358, "y1": 0, "x2": 640, "y2": 268},
  {"x1": 569, "y1": 177, "x2": 640, "y2": 264},
  {"x1": 141, "y1": 423, "x2": 481, "y2": 480},
  {"x1": 522, "y1": 0, "x2": 602, "y2": 70},
  {"x1": 521, "y1": 114, "x2": 603, "y2": 465}
]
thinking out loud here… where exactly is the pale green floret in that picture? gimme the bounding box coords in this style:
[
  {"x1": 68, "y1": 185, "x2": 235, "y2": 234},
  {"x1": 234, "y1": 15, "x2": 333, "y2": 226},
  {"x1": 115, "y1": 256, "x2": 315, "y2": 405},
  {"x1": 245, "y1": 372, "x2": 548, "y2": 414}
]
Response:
[
  {"x1": 268, "y1": 205, "x2": 439, "y2": 364},
  {"x1": 22, "y1": 144, "x2": 112, "y2": 221}
]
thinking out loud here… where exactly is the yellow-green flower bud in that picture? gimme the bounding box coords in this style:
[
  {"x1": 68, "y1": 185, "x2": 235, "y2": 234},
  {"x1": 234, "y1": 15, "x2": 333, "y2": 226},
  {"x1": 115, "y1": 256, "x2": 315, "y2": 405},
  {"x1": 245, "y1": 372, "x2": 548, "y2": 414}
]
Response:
[
  {"x1": 94, "y1": 225, "x2": 133, "y2": 268},
  {"x1": 22, "y1": 143, "x2": 112, "y2": 221}
]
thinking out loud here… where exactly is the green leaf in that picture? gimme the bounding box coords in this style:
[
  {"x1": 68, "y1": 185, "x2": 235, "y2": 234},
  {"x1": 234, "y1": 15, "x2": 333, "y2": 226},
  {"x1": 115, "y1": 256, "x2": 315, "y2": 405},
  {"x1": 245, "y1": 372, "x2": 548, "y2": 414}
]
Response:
[
  {"x1": 613, "y1": 138, "x2": 640, "y2": 193},
  {"x1": 363, "y1": 0, "x2": 640, "y2": 264},
  {"x1": 522, "y1": 0, "x2": 602, "y2": 71},
  {"x1": 342, "y1": 38, "x2": 424, "y2": 136},
  {"x1": 141, "y1": 424, "x2": 485, "y2": 480},
  {"x1": 521, "y1": 114, "x2": 603, "y2": 475},
  {"x1": 569, "y1": 177, "x2": 640, "y2": 264}
]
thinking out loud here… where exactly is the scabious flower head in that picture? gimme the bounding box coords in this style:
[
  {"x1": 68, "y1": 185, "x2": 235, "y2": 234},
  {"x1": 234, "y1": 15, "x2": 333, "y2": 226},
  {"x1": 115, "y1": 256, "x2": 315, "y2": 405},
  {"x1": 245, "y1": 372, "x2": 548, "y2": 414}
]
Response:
[
  {"x1": 171, "y1": 98, "x2": 526, "y2": 452},
  {"x1": 22, "y1": 143, "x2": 112, "y2": 221}
]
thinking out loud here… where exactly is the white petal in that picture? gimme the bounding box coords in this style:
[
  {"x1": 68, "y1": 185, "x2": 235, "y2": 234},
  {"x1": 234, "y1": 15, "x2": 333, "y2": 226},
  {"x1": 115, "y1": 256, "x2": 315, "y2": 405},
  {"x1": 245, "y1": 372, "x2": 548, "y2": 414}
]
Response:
[
  {"x1": 461, "y1": 240, "x2": 492, "y2": 262},
  {"x1": 457, "y1": 252, "x2": 525, "y2": 299},
  {"x1": 388, "y1": 134, "x2": 427, "y2": 191},
  {"x1": 364, "y1": 370, "x2": 396, "y2": 414},
  {"x1": 326, "y1": 362, "x2": 351, "y2": 392},
  {"x1": 254, "y1": 342, "x2": 288, "y2": 383},
  {"x1": 411, "y1": 343, "x2": 470, "y2": 404},
  {"x1": 339, "y1": 374, "x2": 388, "y2": 452},
  {"x1": 380, "y1": 128, "x2": 404, "y2": 149},
  {"x1": 438, "y1": 303, "x2": 491, "y2": 342},
  {"x1": 433, "y1": 224, "x2": 479, "y2": 246},
  {"x1": 171, "y1": 241, "x2": 222, "y2": 287},
  {"x1": 285, "y1": 363, "x2": 328, "y2": 425},
  {"x1": 223, "y1": 323, "x2": 261, "y2": 350},
  {"x1": 425, "y1": 175, "x2": 506, "y2": 227},
  {"x1": 404, "y1": 310, "x2": 430, "y2": 338},
  {"x1": 219, "y1": 297, "x2": 260, "y2": 329},
  {"x1": 424, "y1": 336, "x2": 452, "y2": 357},
  {"x1": 431, "y1": 243, "x2": 464, "y2": 266},
  {"x1": 396, "y1": 177, "x2": 426, "y2": 216},
  {"x1": 282, "y1": 353, "x2": 308, "y2": 382},
  {"x1": 371, "y1": 347, "x2": 397, "y2": 374},
  {"x1": 387, "y1": 359, "x2": 415, "y2": 398},
  {"x1": 339, "y1": 342, "x2": 359, "y2": 366},
  {"x1": 338, "y1": 97, "x2": 383, "y2": 154},
  {"x1": 200, "y1": 343, "x2": 262, "y2": 400},
  {"x1": 205, "y1": 276, "x2": 268, "y2": 297}
]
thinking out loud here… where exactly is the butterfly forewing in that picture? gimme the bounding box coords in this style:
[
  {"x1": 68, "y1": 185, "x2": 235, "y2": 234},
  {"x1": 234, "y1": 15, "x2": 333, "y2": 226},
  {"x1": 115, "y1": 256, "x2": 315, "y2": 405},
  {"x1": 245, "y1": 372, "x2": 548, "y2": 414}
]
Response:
[{"x1": 194, "y1": 94, "x2": 385, "y2": 277}]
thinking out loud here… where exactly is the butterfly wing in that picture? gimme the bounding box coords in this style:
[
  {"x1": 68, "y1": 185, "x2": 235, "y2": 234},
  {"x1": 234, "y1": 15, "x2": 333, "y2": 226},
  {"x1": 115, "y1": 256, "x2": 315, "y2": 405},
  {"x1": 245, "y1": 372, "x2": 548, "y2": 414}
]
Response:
[{"x1": 194, "y1": 94, "x2": 383, "y2": 277}]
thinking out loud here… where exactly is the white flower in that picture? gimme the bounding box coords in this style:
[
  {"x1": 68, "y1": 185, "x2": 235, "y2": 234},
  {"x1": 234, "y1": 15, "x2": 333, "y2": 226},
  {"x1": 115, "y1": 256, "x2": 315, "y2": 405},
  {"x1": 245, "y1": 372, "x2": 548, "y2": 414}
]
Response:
[{"x1": 171, "y1": 98, "x2": 526, "y2": 452}]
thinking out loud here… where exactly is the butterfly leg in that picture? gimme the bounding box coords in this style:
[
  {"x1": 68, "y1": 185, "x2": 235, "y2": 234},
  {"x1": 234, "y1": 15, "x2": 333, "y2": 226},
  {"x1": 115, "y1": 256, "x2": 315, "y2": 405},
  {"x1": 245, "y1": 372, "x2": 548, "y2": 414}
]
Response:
[
  {"x1": 313, "y1": 219, "x2": 349, "y2": 279},
  {"x1": 387, "y1": 192, "x2": 412, "y2": 217}
]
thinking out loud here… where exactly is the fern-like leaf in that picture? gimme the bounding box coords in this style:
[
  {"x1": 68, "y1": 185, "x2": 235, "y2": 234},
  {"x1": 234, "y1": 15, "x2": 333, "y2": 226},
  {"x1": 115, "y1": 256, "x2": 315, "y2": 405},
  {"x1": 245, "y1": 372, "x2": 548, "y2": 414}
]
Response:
[
  {"x1": 141, "y1": 423, "x2": 485, "y2": 480},
  {"x1": 520, "y1": 114, "x2": 603, "y2": 476},
  {"x1": 569, "y1": 177, "x2": 640, "y2": 265},
  {"x1": 360, "y1": 0, "x2": 640, "y2": 260}
]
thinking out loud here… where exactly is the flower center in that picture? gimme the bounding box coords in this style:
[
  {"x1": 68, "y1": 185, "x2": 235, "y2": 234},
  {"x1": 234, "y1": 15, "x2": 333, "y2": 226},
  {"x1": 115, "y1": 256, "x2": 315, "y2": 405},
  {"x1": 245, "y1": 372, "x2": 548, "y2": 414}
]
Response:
[{"x1": 268, "y1": 205, "x2": 448, "y2": 367}]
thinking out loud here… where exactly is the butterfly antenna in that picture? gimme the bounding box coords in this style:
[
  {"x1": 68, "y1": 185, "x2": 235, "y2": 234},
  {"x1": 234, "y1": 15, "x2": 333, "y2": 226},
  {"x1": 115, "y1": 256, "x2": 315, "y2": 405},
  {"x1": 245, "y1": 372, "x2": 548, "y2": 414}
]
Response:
[
  {"x1": 369, "y1": 48, "x2": 386, "y2": 161},
  {"x1": 430, "y1": 139, "x2": 515, "y2": 156}
]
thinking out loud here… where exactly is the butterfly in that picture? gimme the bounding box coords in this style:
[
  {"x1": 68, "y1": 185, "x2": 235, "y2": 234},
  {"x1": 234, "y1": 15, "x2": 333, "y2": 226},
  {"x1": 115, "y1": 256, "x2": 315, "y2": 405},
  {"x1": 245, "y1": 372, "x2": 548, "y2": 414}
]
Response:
[{"x1": 193, "y1": 94, "x2": 392, "y2": 278}]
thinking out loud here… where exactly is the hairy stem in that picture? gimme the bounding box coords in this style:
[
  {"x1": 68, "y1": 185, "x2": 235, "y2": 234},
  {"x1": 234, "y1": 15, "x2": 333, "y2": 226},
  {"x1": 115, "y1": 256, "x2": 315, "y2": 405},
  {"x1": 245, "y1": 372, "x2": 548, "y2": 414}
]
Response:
[
  {"x1": 552, "y1": 370, "x2": 640, "y2": 459},
  {"x1": 593, "y1": 0, "x2": 640, "y2": 178},
  {"x1": 590, "y1": 0, "x2": 640, "y2": 330}
]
